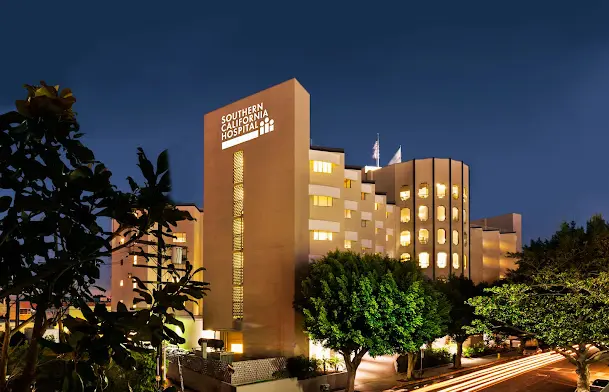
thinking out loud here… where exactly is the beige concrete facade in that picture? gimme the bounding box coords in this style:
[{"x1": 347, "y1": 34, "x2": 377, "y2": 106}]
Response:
[{"x1": 366, "y1": 159, "x2": 470, "y2": 281}]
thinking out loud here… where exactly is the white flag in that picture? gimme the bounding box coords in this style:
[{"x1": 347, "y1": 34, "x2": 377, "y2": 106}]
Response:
[
  {"x1": 388, "y1": 146, "x2": 402, "y2": 165},
  {"x1": 372, "y1": 140, "x2": 380, "y2": 160}
]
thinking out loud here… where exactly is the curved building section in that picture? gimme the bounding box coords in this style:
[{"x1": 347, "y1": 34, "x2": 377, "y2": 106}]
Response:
[{"x1": 365, "y1": 158, "x2": 470, "y2": 280}]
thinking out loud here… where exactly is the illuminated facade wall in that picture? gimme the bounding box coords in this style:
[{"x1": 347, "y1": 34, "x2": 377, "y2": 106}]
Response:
[
  {"x1": 308, "y1": 147, "x2": 399, "y2": 260},
  {"x1": 366, "y1": 159, "x2": 470, "y2": 281}
]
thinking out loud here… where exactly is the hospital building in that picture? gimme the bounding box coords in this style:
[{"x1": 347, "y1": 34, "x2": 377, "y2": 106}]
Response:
[{"x1": 111, "y1": 79, "x2": 522, "y2": 359}]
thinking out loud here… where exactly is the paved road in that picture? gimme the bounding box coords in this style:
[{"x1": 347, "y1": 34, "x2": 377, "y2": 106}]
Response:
[
  {"x1": 483, "y1": 360, "x2": 609, "y2": 392},
  {"x1": 393, "y1": 354, "x2": 609, "y2": 392}
]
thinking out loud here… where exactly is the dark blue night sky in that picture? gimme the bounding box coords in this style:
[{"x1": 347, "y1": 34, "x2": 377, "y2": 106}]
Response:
[{"x1": 3, "y1": 0, "x2": 609, "y2": 290}]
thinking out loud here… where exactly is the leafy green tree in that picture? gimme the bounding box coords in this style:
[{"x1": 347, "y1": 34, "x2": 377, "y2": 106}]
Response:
[
  {"x1": 398, "y1": 276, "x2": 450, "y2": 379},
  {"x1": 469, "y1": 271, "x2": 609, "y2": 392},
  {"x1": 436, "y1": 275, "x2": 487, "y2": 369},
  {"x1": 507, "y1": 215, "x2": 609, "y2": 282},
  {"x1": 296, "y1": 251, "x2": 428, "y2": 392},
  {"x1": 470, "y1": 217, "x2": 609, "y2": 392}
]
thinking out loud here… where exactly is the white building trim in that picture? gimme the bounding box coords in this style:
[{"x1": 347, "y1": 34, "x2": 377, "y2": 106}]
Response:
[
  {"x1": 309, "y1": 219, "x2": 340, "y2": 233},
  {"x1": 309, "y1": 184, "x2": 341, "y2": 198}
]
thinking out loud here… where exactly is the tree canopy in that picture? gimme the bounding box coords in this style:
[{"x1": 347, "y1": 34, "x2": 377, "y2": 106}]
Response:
[
  {"x1": 296, "y1": 251, "x2": 434, "y2": 392},
  {"x1": 470, "y1": 216, "x2": 609, "y2": 392},
  {"x1": 436, "y1": 275, "x2": 487, "y2": 368}
]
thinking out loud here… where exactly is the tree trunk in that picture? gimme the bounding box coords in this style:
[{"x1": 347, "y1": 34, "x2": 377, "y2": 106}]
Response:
[
  {"x1": 12, "y1": 304, "x2": 46, "y2": 392},
  {"x1": 455, "y1": 341, "x2": 464, "y2": 369},
  {"x1": 0, "y1": 299, "x2": 11, "y2": 392},
  {"x1": 575, "y1": 360, "x2": 590, "y2": 392},
  {"x1": 342, "y1": 349, "x2": 367, "y2": 392},
  {"x1": 406, "y1": 352, "x2": 416, "y2": 380}
]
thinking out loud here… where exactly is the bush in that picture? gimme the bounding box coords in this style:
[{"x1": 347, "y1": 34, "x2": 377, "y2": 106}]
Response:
[
  {"x1": 274, "y1": 355, "x2": 322, "y2": 380},
  {"x1": 105, "y1": 351, "x2": 157, "y2": 392},
  {"x1": 463, "y1": 342, "x2": 511, "y2": 358},
  {"x1": 416, "y1": 348, "x2": 452, "y2": 368}
]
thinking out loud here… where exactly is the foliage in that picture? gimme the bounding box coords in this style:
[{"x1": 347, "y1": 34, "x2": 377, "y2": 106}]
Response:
[
  {"x1": 506, "y1": 215, "x2": 609, "y2": 282},
  {"x1": 0, "y1": 83, "x2": 206, "y2": 392},
  {"x1": 296, "y1": 251, "x2": 429, "y2": 392},
  {"x1": 469, "y1": 270, "x2": 609, "y2": 391},
  {"x1": 436, "y1": 276, "x2": 487, "y2": 343},
  {"x1": 415, "y1": 348, "x2": 452, "y2": 368},
  {"x1": 104, "y1": 352, "x2": 157, "y2": 392},
  {"x1": 274, "y1": 355, "x2": 322, "y2": 380}
]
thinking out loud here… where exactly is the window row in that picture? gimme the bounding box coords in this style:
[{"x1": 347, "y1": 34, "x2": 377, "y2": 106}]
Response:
[
  {"x1": 400, "y1": 229, "x2": 467, "y2": 246},
  {"x1": 400, "y1": 184, "x2": 468, "y2": 201},
  {"x1": 401, "y1": 253, "x2": 468, "y2": 269},
  {"x1": 400, "y1": 206, "x2": 466, "y2": 223}
]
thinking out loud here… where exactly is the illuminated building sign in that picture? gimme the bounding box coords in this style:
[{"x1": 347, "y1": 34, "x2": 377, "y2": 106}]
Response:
[{"x1": 221, "y1": 103, "x2": 274, "y2": 150}]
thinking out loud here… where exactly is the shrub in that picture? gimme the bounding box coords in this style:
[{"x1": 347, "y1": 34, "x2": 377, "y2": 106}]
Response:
[
  {"x1": 416, "y1": 348, "x2": 452, "y2": 368},
  {"x1": 274, "y1": 355, "x2": 322, "y2": 380}
]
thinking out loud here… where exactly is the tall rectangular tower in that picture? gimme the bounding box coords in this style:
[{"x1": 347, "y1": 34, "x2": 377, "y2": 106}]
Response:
[{"x1": 203, "y1": 79, "x2": 311, "y2": 357}]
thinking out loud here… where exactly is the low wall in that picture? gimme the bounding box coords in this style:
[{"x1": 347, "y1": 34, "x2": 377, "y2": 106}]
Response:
[
  {"x1": 168, "y1": 362, "x2": 235, "y2": 392},
  {"x1": 232, "y1": 357, "x2": 287, "y2": 385},
  {"x1": 168, "y1": 363, "x2": 347, "y2": 392}
]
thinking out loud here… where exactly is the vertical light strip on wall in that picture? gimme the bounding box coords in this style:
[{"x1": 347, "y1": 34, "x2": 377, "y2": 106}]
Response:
[{"x1": 232, "y1": 151, "x2": 244, "y2": 320}]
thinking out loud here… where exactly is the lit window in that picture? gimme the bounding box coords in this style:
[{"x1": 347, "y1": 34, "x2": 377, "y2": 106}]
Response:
[
  {"x1": 361, "y1": 220, "x2": 367, "y2": 227},
  {"x1": 313, "y1": 230, "x2": 333, "y2": 241},
  {"x1": 362, "y1": 247, "x2": 371, "y2": 253},
  {"x1": 400, "y1": 231, "x2": 411, "y2": 247},
  {"x1": 418, "y1": 183, "x2": 429, "y2": 198},
  {"x1": 119, "y1": 237, "x2": 125, "y2": 245},
  {"x1": 133, "y1": 282, "x2": 137, "y2": 289},
  {"x1": 386, "y1": 211, "x2": 390, "y2": 218},
  {"x1": 464, "y1": 255, "x2": 468, "y2": 269},
  {"x1": 453, "y1": 230, "x2": 459, "y2": 245},
  {"x1": 437, "y1": 206, "x2": 446, "y2": 222},
  {"x1": 452, "y1": 207, "x2": 459, "y2": 222},
  {"x1": 437, "y1": 229, "x2": 446, "y2": 244},
  {"x1": 463, "y1": 187, "x2": 468, "y2": 202},
  {"x1": 344, "y1": 179, "x2": 352, "y2": 188},
  {"x1": 386, "y1": 234, "x2": 390, "y2": 242},
  {"x1": 375, "y1": 227, "x2": 381, "y2": 234},
  {"x1": 452, "y1": 253, "x2": 459, "y2": 269},
  {"x1": 361, "y1": 192, "x2": 367, "y2": 200},
  {"x1": 313, "y1": 195, "x2": 333, "y2": 207},
  {"x1": 437, "y1": 252, "x2": 447, "y2": 268},
  {"x1": 463, "y1": 209, "x2": 467, "y2": 223},
  {"x1": 400, "y1": 253, "x2": 411, "y2": 262},
  {"x1": 464, "y1": 232, "x2": 468, "y2": 246},
  {"x1": 132, "y1": 304, "x2": 137, "y2": 309},
  {"x1": 374, "y1": 202, "x2": 380, "y2": 211},
  {"x1": 345, "y1": 209, "x2": 352, "y2": 218},
  {"x1": 313, "y1": 161, "x2": 333, "y2": 173},
  {"x1": 452, "y1": 185, "x2": 459, "y2": 199},
  {"x1": 418, "y1": 205, "x2": 428, "y2": 221},
  {"x1": 119, "y1": 280, "x2": 124, "y2": 287},
  {"x1": 133, "y1": 255, "x2": 137, "y2": 265},
  {"x1": 418, "y1": 229, "x2": 429, "y2": 244},
  {"x1": 231, "y1": 343, "x2": 244, "y2": 354},
  {"x1": 344, "y1": 240, "x2": 352, "y2": 249},
  {"x1": 436, "y1": 183, "x2": 447, "y2": 199},
  {"x1": 400, "y1": 186, "x2": 411, "y2": 201},
  {"x1": 400, "y1": 208, "x2": 410, "y2": 223},
  {"x1": 173, "y1": 232, "x2": 186, "y2": 243},
  {"x1": 418, "y1": 252, "x2": 430, "y2": 268}
]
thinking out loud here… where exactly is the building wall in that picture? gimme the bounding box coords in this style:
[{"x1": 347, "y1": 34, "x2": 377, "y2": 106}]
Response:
[
  {"x1": 471, "y1": 213, "x2": 522, "y2": 251},
  {"x1": 203, "y1": 79, "x2": 311, "y2": 358},
  {"x1": 369, "y1": 158, "x2": 470, "y2": 281},
  {"x1": 307, "y1": 148, "x2": 399, "y2": 260}
]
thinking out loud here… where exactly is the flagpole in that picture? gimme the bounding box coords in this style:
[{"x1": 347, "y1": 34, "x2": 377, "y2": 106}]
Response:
[{"x1": 376, "y1": 133, "x2": 380, "y2": 167}]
